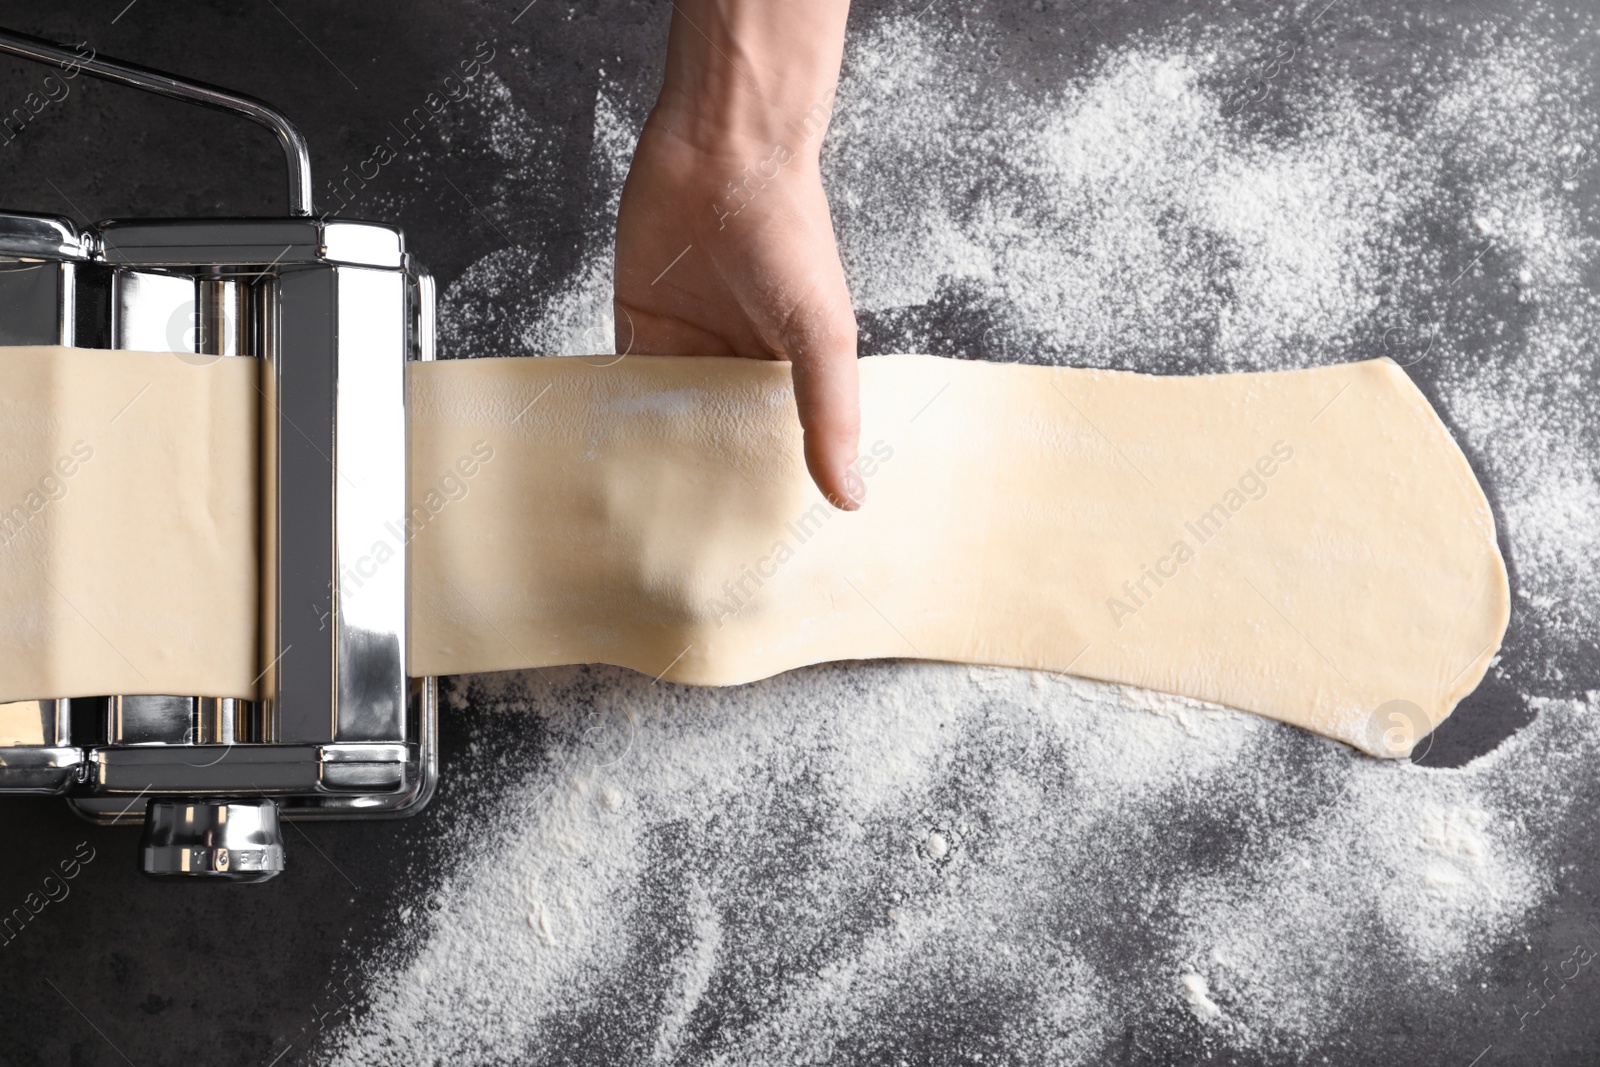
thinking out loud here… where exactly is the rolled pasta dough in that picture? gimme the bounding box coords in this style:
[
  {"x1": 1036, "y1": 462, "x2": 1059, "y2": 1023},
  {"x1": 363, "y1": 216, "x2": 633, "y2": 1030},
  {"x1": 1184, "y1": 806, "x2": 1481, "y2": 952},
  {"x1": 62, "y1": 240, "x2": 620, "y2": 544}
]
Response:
[
  {"x1": 0, "y1": 346, "x2": 258, "y2": 708},
  {"x1": 0, "y1": 346, "x2": 1509, "y2": 758},
  {"x1": 409, "y1": 354, "x2": 1508, "y2": 757}
]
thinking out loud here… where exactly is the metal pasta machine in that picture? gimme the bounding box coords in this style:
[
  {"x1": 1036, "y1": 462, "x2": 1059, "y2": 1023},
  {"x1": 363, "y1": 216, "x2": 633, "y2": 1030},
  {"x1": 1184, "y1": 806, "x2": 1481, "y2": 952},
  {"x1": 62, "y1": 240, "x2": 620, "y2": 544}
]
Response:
[{"x1": 0, "y1": 29, "x2": 437, "y2": 880}]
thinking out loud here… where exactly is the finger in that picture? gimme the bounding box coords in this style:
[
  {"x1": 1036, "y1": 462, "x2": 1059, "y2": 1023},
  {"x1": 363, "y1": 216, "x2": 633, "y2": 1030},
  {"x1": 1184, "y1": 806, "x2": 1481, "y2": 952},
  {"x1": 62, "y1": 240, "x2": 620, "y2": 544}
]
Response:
[{"x1": 784, "y1": 300, "x2": 861, "y2": 510}]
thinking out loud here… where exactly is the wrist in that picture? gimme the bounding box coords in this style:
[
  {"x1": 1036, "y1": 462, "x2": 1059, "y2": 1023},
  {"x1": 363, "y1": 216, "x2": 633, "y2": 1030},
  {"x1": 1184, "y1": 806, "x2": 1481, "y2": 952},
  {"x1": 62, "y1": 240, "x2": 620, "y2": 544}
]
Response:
[
  {"x1": 654, "y1": 0, "x2": 847, "y2": 159},
  {"x1": 648, "y1": 91, "x2": 835, "y2": 170}
]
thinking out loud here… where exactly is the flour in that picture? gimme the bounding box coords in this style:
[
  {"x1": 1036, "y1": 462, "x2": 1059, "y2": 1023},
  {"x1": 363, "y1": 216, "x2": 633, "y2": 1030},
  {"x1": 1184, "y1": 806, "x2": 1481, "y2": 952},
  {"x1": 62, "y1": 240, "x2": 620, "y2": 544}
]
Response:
[
  {"x1": 320, "y1": 665, "x2": 1598, "y2": 1065},
  {"x1": 1416, "y1": 36, "x2": 1600, "y2": 688},
  {"x1": 325, "y1": 3, "x2": 1600, "y2": 1063},
  {"x1": 1181, "y1": 973, "x2": 1223, "y2": 1023}
]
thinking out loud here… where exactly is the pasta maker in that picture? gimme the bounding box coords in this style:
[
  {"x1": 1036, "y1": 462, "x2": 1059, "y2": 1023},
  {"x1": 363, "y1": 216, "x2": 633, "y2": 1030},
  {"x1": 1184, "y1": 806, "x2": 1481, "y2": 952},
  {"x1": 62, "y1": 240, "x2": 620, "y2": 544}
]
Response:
[{"x1": 0, "y1": 29, "x2": 437, "y2": 881}]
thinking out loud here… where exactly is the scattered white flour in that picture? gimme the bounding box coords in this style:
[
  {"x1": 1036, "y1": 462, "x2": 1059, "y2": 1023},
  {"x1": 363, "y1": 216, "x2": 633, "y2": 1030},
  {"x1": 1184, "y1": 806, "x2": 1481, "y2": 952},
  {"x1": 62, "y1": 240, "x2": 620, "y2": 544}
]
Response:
[
  {"x1": 1182, "y1": 973, "x2": 1223, "y2": 1023},
  {"x1": 320, "y1": 665, "x2": 1598, "y2": 1064},
  {"x1": 325, "y1": 3, "x2": 1600, "y2": 1064}
]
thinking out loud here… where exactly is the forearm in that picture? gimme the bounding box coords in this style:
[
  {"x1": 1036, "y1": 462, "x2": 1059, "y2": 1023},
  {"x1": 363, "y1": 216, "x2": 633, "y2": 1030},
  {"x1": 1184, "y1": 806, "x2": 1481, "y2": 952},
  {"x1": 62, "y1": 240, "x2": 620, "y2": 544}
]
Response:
[
  {"x1": 623, "y1": 0, "x2": 862, "y2": 509},
  {"x1": 654, "y1": 0, "x2": 850, "y2": 158}
]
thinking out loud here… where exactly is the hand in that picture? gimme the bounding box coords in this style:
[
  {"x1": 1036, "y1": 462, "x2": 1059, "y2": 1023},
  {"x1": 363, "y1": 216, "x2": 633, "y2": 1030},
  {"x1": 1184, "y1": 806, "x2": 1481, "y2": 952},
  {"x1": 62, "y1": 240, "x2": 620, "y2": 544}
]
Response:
[{"x1": 614, "y1": 0, "x2": 861, "y2": 510}]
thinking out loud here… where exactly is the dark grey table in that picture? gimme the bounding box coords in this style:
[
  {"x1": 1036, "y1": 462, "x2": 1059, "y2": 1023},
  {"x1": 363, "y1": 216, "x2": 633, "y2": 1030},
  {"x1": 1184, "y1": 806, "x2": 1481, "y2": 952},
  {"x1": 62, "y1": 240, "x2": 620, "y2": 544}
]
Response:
[{"x1": 0, "y1": 1, "x2": 1596, "y2": 1064}]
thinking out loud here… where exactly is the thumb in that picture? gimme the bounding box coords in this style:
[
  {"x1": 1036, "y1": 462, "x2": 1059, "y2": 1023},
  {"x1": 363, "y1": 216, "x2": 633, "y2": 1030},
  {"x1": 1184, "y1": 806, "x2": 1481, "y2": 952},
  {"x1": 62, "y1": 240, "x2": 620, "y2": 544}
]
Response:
[{"x1": 784, "y1": 300, "x2": 861, "y2": 511}]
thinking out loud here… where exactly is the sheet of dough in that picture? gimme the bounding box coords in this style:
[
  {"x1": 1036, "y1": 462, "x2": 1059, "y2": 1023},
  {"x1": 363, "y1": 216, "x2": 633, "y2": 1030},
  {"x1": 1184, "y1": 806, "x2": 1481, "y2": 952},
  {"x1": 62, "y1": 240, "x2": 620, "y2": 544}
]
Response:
[
  {"x1": 0, "y1": 347, "x2": 1509, "y2": 758},
  {"x1": 409, "y1": 354, "x2": 1508, "y2": 756},
  {"x1": 0, "y1": 345, "x2": 258, "y2": 703}
]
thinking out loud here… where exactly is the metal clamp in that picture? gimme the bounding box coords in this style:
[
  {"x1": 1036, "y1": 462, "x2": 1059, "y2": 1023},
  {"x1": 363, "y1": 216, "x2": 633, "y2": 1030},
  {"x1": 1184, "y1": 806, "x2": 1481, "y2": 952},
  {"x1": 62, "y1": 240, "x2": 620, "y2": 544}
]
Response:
[{"x1": 0, "y1": 29, "x2": 438, "y2": 881}]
